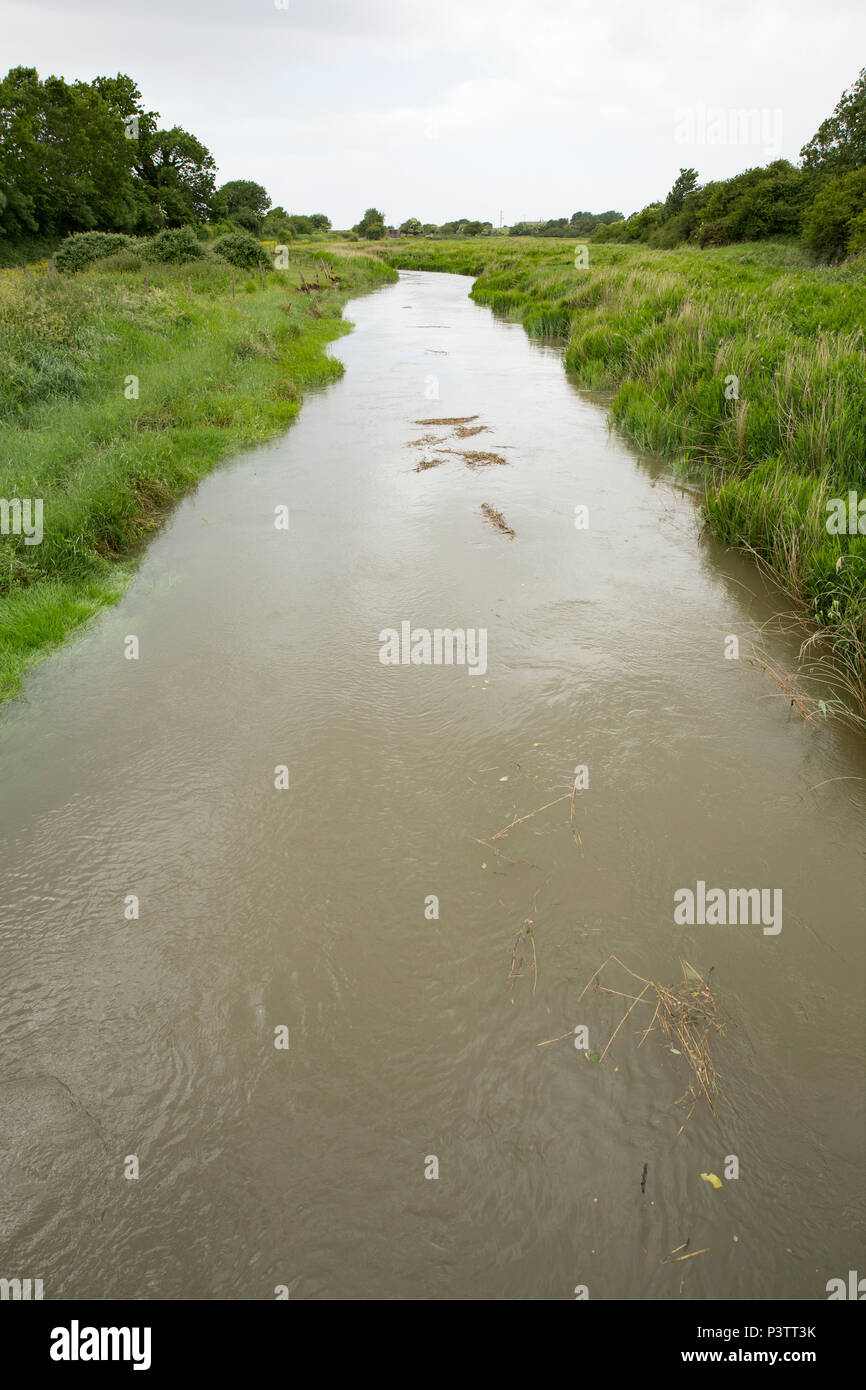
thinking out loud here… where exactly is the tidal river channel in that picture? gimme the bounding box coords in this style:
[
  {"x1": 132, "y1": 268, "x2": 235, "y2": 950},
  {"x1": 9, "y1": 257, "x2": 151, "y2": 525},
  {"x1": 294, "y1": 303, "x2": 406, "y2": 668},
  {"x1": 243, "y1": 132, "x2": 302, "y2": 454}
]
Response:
[{"x1": 0, "y1": 270, "x2": 863, "y2": 1300}]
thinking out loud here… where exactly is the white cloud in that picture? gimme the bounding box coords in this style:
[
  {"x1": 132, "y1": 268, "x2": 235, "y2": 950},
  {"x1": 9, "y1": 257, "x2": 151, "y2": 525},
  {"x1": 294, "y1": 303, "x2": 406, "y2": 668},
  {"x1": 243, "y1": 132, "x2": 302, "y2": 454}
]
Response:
[{"x1": 4, "y1": 0, "x2": 864, "y2": 225}]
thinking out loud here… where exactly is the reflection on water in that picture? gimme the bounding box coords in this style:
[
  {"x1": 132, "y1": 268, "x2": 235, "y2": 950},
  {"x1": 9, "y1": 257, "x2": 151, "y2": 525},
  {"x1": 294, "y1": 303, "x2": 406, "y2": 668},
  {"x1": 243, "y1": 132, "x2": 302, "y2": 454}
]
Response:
[{"x1": 0, "y1": 271, "x2": 863, "y2": 1301}]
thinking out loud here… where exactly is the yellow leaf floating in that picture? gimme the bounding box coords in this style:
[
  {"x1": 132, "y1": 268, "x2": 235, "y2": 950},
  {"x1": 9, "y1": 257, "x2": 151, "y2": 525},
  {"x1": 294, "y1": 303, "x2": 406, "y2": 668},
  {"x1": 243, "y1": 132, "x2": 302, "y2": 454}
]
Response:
[{"x1": 701, "y1": 1172, "x2": 723, "y2": 1189}]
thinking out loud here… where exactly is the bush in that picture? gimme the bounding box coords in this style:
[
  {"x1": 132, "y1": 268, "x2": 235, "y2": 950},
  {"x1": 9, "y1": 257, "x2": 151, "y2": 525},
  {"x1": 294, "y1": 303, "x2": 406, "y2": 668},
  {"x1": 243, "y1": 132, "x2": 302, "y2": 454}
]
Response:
[
  {"x1": 213, "y1": 230, "x2": 270, "y2": 268},
  {"x1": 98, "y1": 250, "x2": 144, "y2": 272},
  {"x1": 230, "y1": 207, "x2": 261, "y2": 233},
  {"x1": 54, "y1": 231, "x2": 134, "y2": 273},
  {"x1": 802, "y1": 168, "x2": 866, "y2": 258},
  {"x1": 696, "y1": 219, "x2": 731, "y2": 248},
  {"x1": 648, "y1": 208, "x2": 696, "y2": 248},
  {"x1": 143, "y1": 226, "x2": 205, "y2": 264}
]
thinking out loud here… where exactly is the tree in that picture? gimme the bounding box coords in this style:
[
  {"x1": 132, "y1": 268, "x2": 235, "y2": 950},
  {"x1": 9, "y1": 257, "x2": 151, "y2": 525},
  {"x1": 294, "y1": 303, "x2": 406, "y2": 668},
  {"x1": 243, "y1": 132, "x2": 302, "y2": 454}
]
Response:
[
  {"x1": 215, "y1": 179, "x2": 270, "y2": 220},
  {"x1": 354, "y1": 207, "x2": 385, "y2": 238},
  {"x1": 133, "y1": 125, "x2": 217, "y2": 226},
  {"x1": 309, "y1": 213, "x2": 331, "y2": 231},
  {"x1": 661, "y1": 167, "x2": 699, "y2": 222},
  {"x1": 261, "y1": 205, "x2": 292, "y2": 239},
  {"x1": 399, "y1": 217, "x2": 422, "y2": 235},
  {"x1": 800, "y1": 69, "x2": 866, "y2": 176},
  {"x1": 0, "y1": 67, "x2": 144, "y2": 239}
]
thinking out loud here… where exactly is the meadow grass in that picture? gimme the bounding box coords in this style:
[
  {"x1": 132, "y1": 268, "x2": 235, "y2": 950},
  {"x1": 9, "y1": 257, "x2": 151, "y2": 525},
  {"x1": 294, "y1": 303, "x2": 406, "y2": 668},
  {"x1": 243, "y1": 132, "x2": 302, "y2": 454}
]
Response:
[
  {"x1": 381, "y1": 237, "x2": 866, "y2": 710},
  {"x1": 0, "y1": 249, "x2": 396, "y2": 700}
]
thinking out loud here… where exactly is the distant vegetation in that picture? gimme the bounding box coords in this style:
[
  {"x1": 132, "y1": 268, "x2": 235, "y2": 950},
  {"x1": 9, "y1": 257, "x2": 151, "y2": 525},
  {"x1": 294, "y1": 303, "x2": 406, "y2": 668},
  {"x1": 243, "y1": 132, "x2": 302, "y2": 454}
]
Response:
[
  {"x1": 0, "y1": 66, "x2": 332, "y2": 264},
  {"x1": 591, "y1": 70, "x2": 866, "y2": 258}
]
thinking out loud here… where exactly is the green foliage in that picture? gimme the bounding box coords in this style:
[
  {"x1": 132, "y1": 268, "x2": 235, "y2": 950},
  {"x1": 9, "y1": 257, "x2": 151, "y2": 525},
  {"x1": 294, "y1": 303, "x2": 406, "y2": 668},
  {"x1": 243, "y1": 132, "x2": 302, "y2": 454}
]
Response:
[
  {"x1": 696, "y1": 161, "x2": 809, "y2": 243},
  {"x1": 800, "y1": 68, "x2": 866, "y2": 175},
  {"x1": 213, "y1": 230, "x2": 270, "y2": 268},
  {"x1": 214, "y1": 179, "x2": 270, "y2": 220},
  {"x1": 399, "y1": 217, "x2": 423, "y2": 236},
  {"x1": 436, "y1": 219, "x2": 493, "y2": 237},
  {"x1": 131, "y1": 123, "x2": 217, "y2": 227},
  {"x1": 0, "y1": 66, "x2": 221, "y2": 244},
  {"x1": 661, "y1": 168, "x2": 699, "y2": 221},
  {"x1": 54, "y1": 230, "x2": 135, "y2": 272},
  {"x1": 260, "y1": 207, "x2": 292, "y2": 240},
  {"x1": 230, "y1": 207, "x2": 262, "y2": 232},
  {"x1": 802, "y1": 168, "x2": 866, "y2": 258},
  {"x1": 570, "y1": 209, "x2": 623, "y2": 234},
  {"x1": 354, "y1": 207, "x2": 386, "y2": 239},
  {"x1": 143, "y1": 225, "x2": 205, "y2": 263},
  {"x1": 0, "y1": 67, "x2": 143, "y2": 241}
]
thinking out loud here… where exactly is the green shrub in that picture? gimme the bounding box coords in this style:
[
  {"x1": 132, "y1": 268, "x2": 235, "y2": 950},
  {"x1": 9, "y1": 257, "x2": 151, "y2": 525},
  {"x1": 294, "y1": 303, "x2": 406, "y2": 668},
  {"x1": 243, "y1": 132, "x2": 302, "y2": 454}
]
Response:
[
  {"x1": 802, "y1": 168, "x2": 866, "y2": 258},
  {"x1": 54, "y1": 231, "x2": 134, "y2": 273},
  {"x1": 213, "y1": 230, "x2": 270, "y2": 268},
  {"x1": 143, "y1": 226, "x2": 205, "y2": 264},
  {"x1": 98, "y1": 250, "x2": 143, "y2": 272},
  {"x1": 231, "y1": 207, "x2": 261, "y2": 233},
  {"x1": 696, "y1": 219, "x2": 731, "y2": 248}
]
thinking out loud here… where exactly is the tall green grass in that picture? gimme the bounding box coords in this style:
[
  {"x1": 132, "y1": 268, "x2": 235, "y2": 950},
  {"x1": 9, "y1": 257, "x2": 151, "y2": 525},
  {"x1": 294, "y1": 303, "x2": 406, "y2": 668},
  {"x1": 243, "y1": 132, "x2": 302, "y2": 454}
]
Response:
[{"x1": 0, "y1": 250, "x2": 396, "y2": 700}]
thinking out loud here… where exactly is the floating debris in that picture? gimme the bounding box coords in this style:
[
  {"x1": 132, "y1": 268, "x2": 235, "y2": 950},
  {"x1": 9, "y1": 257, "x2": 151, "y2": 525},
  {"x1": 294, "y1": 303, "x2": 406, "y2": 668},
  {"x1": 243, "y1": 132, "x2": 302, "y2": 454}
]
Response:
[
  {"x1": 448, "y1": 449, "x2": 509, "y2": 469},
  {"x1": 480, "y1": 503, "x2": 515, "y2": 538},
  {"x1": 539, "y1": 956, "x2": 725, "y2": 1124},
  {"x1": 414, "y1": 415, "x2": 479, "y2": 425},
  {"x1": 507, "y1": 919, "x2": 537, "y2": 994},
  {"x1": 406, "y1": 433, "x2": 448, "y2": 448},
  {"x1": 641, "y1": 1163, "x2": 648, "y2": 1194},
  {"x1": 414, "y1": 458, "x2": 445, "y2": 472},
  {"x1": 453, "y1": 424, "x2": 490, "y2": 438},
  {"x1": 664, "y1": 1242, "x2": 708, "y2": 1265}
]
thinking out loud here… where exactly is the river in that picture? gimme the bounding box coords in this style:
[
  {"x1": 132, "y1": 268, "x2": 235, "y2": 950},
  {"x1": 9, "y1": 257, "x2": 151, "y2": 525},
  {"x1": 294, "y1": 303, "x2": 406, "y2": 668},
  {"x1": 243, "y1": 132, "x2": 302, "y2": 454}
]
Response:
[{"x1": 0, "y1": 269, "x2": 863, "y2": 1301}]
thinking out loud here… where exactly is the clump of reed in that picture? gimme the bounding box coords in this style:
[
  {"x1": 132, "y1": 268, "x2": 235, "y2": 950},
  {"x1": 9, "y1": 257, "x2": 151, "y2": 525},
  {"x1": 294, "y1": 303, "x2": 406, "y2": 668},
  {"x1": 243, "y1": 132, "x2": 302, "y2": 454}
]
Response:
[
  {"x1": 480, "y1": 502, "x2": 514, "y2": 537},
  {"x1": 572, "y1": 955, "x2": 725, "y2": 1125}
]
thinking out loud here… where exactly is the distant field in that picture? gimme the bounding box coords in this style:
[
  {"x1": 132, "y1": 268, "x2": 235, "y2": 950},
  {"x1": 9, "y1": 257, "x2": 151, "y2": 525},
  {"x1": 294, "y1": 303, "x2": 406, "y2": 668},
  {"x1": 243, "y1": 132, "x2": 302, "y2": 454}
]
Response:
[{"x1": 378, "y1": 236, "x2": 866, "y2": 713}]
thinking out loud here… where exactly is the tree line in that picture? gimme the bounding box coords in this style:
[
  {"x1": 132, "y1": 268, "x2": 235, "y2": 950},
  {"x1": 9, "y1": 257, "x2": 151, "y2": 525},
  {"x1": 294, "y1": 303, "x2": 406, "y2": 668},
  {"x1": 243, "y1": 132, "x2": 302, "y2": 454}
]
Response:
[
  {"x1": 0, "y1": 67, "x2": 330, "y2": 249},
  {"x1": 592, "y1": 70, "x2": 866, "y2": 258},
  {"x1": 2, "y1": 65, "x2": 863, "y2": 259}
]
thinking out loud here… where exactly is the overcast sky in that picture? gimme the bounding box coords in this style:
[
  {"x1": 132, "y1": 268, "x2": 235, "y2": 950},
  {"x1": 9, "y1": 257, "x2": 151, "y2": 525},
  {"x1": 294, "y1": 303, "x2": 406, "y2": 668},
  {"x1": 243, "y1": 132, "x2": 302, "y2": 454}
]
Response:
[{"x1": 5, "y1": 0, "x2": 864, "y2": 227}]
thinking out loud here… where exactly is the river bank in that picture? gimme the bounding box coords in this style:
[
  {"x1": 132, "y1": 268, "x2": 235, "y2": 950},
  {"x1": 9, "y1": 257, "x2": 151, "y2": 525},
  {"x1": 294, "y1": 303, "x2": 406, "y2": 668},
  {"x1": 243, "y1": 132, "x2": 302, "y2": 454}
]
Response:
[
  {"x1": 0, "y1": 250, "x2": 396, "y2": 701},
  {"x1": 378, "y1": 237, "x2": 866, "y2": 720}
]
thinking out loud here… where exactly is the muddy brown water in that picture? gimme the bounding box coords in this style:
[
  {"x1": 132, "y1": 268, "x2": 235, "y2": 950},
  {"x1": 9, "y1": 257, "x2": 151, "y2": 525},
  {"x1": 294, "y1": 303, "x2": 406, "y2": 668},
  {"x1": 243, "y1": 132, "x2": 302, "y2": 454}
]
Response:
[{"x1": 0, "y1": 270, "x2": 863, "y2": 1301}]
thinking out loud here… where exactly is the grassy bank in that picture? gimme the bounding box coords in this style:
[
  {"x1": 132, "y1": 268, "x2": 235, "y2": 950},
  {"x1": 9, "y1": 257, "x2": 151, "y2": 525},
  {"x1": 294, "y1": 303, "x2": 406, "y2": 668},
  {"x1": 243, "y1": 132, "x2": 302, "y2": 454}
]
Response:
[
  {"x1": 0, "y1": 248, "x2": 396, "y2": 701},
  {"x1": 381, "y1": 237, "x2": 866, "y2": 713}
]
